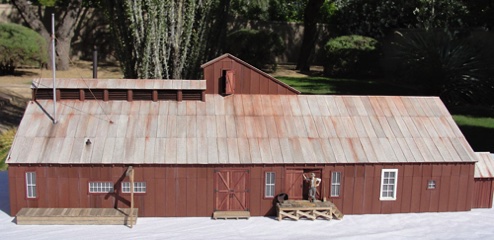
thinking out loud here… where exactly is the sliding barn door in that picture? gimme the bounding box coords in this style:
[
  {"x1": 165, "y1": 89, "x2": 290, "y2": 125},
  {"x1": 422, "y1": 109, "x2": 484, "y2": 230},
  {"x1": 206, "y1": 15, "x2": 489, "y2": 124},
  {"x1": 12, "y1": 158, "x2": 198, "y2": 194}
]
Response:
[{"x1": 214, "y1": 169, "x2": 250, "y2": 211}]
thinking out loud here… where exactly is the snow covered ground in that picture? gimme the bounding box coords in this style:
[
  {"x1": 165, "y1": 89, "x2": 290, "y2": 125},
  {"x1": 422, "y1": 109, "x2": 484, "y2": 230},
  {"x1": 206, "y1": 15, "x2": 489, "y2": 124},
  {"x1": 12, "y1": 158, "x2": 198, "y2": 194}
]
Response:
[{"x1": 1, "y1": 171, "x2": 494, "y2": 240}]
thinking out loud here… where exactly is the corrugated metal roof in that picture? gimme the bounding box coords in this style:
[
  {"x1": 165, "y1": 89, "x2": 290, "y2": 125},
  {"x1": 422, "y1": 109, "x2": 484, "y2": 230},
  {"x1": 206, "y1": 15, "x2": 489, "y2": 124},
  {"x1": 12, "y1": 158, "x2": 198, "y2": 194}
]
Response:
[
  {"x1": 474, "y1": 152, "x2": 494, "y2": 178},
  {"x1": 32, "y1": 78, "x2": 207, "y2": 90},
  {"x1": 8, "y1": 94, "x2": 477, "y2": 165}
]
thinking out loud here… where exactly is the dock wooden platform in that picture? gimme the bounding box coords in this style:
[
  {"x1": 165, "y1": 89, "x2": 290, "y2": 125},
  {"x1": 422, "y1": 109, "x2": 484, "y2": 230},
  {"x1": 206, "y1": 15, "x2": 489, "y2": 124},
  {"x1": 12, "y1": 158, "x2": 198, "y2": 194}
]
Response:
[
  {"x1": 16, "y1": 208, "x2": 138, "y2": 225},
  {"x1": 213, "y1": 211, "x2": 250, "y2": 220},
  {"x1": 276, "y1": 200, "x2": 343, "y2": 221}
]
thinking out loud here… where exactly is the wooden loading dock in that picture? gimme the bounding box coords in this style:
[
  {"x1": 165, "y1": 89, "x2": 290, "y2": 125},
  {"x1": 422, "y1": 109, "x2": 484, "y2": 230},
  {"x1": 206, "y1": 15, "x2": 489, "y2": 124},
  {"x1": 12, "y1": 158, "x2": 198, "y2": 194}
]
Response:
[
  {"x1": 277, "y1": 200, "x2": 343, "y2": 221},
  {"x1": 16, "y1": 208, "x2": 138, "y2": 226}
]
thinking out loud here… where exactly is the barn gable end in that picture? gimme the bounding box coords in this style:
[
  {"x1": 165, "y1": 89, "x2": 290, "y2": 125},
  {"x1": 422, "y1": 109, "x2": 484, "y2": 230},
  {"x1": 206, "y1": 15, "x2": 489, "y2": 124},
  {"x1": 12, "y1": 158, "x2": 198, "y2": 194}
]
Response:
[{"x1": 201, "y1": 53, "x2": 300, "y2": 95}]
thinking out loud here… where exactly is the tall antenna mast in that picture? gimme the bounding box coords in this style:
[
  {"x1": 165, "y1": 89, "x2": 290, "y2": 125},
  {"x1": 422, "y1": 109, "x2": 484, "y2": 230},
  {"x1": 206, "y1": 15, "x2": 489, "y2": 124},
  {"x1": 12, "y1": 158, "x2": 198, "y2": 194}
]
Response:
[{"x1": 51, "y1": 13, "x2": 57, "y2": 124}]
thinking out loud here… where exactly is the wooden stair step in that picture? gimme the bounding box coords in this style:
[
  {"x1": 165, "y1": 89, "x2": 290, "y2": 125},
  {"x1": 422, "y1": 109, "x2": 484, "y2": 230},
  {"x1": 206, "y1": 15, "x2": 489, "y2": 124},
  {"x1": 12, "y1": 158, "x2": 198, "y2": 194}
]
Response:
[{"x1": 213, "y1": 211, "x2": 250, "y2": 220}]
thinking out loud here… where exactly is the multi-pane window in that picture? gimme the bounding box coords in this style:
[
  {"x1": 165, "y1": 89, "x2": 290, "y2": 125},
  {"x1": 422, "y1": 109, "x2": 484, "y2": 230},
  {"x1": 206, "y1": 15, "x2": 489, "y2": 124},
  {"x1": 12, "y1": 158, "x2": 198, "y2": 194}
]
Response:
[
  {"x1": 331, "y1": 171, "x2": 341, "y2": 197},
  {"x1": 265, "y1": 172, "x2": 275, "y2": 198},
  {"x1": 122, "y1": 182, "x2": 147, "y2": 193},
  {"x1": 89, "y1": 182, "x2": 114, "y2": 193},
  {"x1": 26, "y1": 172, "x2": 37, "y2": 198},
  {"x1": 380, "y1": 169, "x2": 398, "y2": 201},
  {"x1": 428, "y1": 180, "x2": 436, "y2": 189}
]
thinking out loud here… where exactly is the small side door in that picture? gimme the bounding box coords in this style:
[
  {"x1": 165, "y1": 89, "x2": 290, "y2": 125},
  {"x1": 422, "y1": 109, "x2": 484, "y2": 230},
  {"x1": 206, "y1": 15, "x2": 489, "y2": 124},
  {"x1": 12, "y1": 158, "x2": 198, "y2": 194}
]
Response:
[{"x1": 285, "y1": 169, "x2": 304, "y2": 200}]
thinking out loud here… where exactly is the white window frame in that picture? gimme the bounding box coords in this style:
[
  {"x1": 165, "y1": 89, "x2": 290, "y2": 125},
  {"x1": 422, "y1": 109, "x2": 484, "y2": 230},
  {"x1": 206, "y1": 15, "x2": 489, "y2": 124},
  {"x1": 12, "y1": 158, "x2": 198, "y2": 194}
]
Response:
[
  {"x1": 26, "y1": 172, "x2": 37, "y2": 198},
  {"x1": 89, "y1": 182, "x2": 114, "y2": 193},
  {"x1": 122, "y1": 182, "x2": 147, "y2": 193},
  {"x1": 265, "y1": 172, "x2": 275, "y2": 198},
  {"x1": 331, "y1": 171, "x2": 341, "y2": 197},
  {"x1": 380, "y1": 169, "x2": 398, "y2": 201},
  {"x1": 427, "y1": 180, "x2": 436, "y2": 189}
]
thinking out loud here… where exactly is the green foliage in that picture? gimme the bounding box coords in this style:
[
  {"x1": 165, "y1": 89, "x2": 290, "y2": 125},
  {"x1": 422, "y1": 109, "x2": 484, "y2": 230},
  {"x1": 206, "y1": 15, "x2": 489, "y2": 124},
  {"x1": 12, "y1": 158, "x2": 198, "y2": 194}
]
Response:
[
  {"x1": 232, "y1": 0, "x2": 335, "y2": 23},
  {"x1": 386, "y1": 30, "x2": 494, "y2": 106},
  {"x1": 0, "y1": 23, "x2": 48, "y2": 75},
  {"x1": 333, "y1": 0, "x2": 471, "y2": 37},
  {"x1": 453, "y1": 115, "x2": 494, "y2": 152},
  {"x1": 333, "y1": 0, "x2": 415, "y2": 37},
  {"x1": 226, "y1": 29, "x2": 284, "y2": 71},
  {"x1": 37, "y1": 0, "x2": 58, "y2": 6},
  {"x1": 230, "y1": 0, "x2": 270, "y2": 20},
  {"x1": 267, "y1": 0, "x2": 304, "y2": 22},
  {"x1": 413, "y1": 0, "x2": 469, "y2": 30},
  {"x1": 318, "y1": 1, "x2": 337, "y2": 23},
  {"x1": 453, "y1": 115, "x2": 494, "y2": 129},
  {"x1": 0, "y1": 128, "x2": 17, "y2": 171},
  {"x1": 323, "y1": 35, "x2": 379, "y2": 78}
]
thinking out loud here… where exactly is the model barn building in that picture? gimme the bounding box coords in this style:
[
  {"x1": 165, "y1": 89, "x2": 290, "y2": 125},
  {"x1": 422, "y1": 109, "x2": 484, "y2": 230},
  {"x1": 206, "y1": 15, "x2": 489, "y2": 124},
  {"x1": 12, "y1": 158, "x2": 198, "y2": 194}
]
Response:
[{"x1": 7, "y1": 54, "x2": 494, "y2": 218}]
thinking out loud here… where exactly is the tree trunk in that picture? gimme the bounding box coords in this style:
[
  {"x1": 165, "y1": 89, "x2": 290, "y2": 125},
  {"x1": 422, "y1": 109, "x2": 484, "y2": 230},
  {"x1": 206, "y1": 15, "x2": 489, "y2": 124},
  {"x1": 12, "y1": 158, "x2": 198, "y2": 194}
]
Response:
[
  {"x1": 11, "y1": 0, "x2": 84, "y2": 71},
  {"x1": 56, "y1": 38, "x2": 72, "y2": 71},
  {"x1": 296, "y1": 0, "x2": 325, "y2": 72}
]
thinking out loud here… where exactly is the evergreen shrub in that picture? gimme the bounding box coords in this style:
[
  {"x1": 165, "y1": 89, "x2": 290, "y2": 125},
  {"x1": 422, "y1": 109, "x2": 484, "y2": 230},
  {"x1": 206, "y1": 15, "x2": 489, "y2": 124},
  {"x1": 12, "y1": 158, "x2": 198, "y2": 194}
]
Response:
[
  {"x1": 323, "y1": 35, "x2": 379, "y2": 78},
  {"x1": 0, "y1": 23, "x2": 48, "y2": 75}
]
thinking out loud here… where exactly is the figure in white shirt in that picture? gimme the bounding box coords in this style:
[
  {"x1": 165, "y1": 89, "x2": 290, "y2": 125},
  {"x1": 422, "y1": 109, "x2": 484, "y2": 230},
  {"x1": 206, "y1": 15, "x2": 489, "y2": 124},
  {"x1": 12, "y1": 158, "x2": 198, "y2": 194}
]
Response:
[{"x1": 303, "y1": 173, "x2": 321, "y2": 202}]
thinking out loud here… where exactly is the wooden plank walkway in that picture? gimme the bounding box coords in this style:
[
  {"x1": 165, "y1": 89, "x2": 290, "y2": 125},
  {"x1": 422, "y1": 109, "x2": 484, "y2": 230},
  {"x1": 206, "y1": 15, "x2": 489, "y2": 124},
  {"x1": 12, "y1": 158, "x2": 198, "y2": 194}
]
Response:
[
  {"x1": 277, "y1": 200, "x2": 343, "y2": 221},
  {"x1": 213, "y1": 211, "x2": 250, "y2": 220},
  {"x1": 16, "y1": 208, "x2": 138, "y2": 225}
]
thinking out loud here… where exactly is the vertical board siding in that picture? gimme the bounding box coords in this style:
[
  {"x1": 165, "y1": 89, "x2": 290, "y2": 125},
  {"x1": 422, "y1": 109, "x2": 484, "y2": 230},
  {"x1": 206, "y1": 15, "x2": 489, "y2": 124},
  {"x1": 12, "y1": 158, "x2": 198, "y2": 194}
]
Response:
[
  {"x1": 472, "y1": 179, "x2": 494, "y2": 208},
  {"x1": 203, "y1": 55, "x2": 298, "y2": 95},
  {"x1": 9, "y1": 162, "x2": 476, "y2": 217}
]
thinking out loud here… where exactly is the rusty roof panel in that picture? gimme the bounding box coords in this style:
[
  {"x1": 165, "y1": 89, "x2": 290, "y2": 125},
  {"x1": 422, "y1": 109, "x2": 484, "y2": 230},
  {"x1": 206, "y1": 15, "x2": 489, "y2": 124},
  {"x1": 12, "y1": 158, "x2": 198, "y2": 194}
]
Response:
[
  {"x1": 176, "y1": 138, "x2": 187, "y2": 164},
  {"x1": 8, "y1": 95, "x2": 478, "y2": 165},
  {"x1": 475, "y1": 152, "x2": 494, "y2": 178},
  {"x1": 318, "y1": 139, "x2": 335, "y2": 162},
  {"x1": 313, "y1": 116, "x2": 329, "y2": 138}
]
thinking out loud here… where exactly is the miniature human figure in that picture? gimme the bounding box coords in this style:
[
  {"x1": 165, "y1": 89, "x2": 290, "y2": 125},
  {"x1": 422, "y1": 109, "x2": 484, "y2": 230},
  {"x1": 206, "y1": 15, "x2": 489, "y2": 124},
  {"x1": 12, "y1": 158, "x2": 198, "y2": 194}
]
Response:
[{"x1": 303, "y1": 173, "x2": 321, "y2": 202}]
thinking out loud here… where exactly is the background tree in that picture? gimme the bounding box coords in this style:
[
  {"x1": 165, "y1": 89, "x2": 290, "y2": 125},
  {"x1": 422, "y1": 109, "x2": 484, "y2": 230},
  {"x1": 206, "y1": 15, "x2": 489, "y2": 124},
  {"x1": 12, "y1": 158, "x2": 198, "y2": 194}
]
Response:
[
  {"x1": 103, "y1": 0, "x2": 215, "y2": 79},
  {"x1": 230, "y1": 0, "x2": 334, "y2": 72},
  {"x1": 296, "y1": 0, "x2": 326, "y2": 72},
  {"x1": 11, "y1": 0, "x2": 89, "y2": 70}
]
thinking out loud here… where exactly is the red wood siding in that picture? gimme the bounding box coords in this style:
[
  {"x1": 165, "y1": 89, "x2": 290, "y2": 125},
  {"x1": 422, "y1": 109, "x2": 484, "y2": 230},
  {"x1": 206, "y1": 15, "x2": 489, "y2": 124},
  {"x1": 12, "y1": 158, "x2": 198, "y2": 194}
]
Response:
[
  {"x1": 472, "y1": 179, "x2": 494, "y2": 208},
  {"x1": 203, "y1": 56, "x2": 298, "y2": 95},
  {"x1": 8, "y1": 162, "x2": 475, "y2": 217}
]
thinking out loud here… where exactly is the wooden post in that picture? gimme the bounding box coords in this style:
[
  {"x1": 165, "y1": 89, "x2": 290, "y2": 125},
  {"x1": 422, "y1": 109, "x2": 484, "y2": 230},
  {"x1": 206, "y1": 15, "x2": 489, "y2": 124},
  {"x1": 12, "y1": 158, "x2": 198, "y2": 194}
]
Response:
[{"x1": 126, "y1": 166, "x2": 134, "y2": 228}]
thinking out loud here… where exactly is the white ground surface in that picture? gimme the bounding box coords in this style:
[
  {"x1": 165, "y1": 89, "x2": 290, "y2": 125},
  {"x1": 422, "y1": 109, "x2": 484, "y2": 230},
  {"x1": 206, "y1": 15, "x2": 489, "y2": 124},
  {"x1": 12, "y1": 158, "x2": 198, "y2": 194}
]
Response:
[{"x1": 1, "y1": 171, "x2": 494, "y2": 240}]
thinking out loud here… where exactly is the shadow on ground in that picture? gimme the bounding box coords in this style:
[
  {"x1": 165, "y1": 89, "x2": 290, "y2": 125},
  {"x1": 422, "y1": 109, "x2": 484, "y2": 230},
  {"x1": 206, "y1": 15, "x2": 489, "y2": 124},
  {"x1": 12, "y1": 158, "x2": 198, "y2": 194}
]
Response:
[
  {"x1": 0, "y1": 171, "x2": 10, "y2": 216},
  {"x1": 458, "y1": 126, "x2": 494, "y2": 152},
  {"x1": 5, "y1": 70, "x2": 40, "y2": 77},
  {"x1": 0, "y1": 89, "x2": 28, "y2": 131}
]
